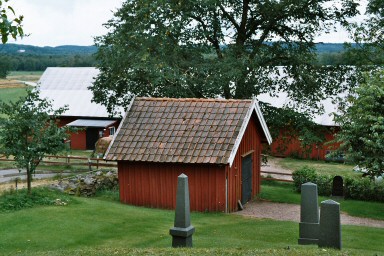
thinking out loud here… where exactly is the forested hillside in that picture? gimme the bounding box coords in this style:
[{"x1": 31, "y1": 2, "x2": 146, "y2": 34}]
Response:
[
  {"x1": 0, "y1": 43, "x2": 356, "y2": 72},
  {"x1": 0, "y1": 44, "x2": 97, "y2": 71}
]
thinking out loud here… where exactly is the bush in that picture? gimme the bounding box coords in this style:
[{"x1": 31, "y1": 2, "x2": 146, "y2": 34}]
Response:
[
  {"x1": 292, "y1": 166, "x2": 317, "y2": 192},
  {"x1": 293, "y1": 166, "x2": 384, "y2": 202},
  {"x1": 292, "y1": 166, "x2": 335, "y2": 196},
  {"x1": 0, "y1": 187, "x2": 76, "y2": 212},
  {"x1": 344, "y1": 177, "x2": 384, "y2": 202}
]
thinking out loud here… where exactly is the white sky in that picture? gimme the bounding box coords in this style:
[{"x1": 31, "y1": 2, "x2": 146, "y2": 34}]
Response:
[
  {"x1": 9, "y1": 0, "x2": 124, "y2": 47},
  {"x1": 8, "y1": 0, "x2": 367, "y2": 47}
]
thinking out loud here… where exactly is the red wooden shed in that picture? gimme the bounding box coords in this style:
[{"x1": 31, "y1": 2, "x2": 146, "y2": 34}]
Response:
[
  {"x1": 38, "y1": 67, "x2": 124, "y2": 150},
  {"x1": 105, "y1": 97, "x2": 272, "y2": 212}
]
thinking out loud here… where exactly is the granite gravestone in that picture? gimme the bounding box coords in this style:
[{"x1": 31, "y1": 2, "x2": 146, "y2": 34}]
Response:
[
  {"x1": 319, "y1": 199, "x2": 342, "y2": 250},
  {"x1": 169, "y1": 174, "x2": 195, "y2": 247},
  {"x1": 332, "y1": 176, "x2": 344, "y2": 197},
  {"x1": 298, "y1": 182, "x2": 319, "y2": 245}
]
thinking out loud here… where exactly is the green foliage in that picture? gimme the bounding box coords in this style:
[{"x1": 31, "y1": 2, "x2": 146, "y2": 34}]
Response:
[
  {"x1": 332, "y1": 71, "x2": 384, "y2": 178},
  {"x1": 92, "y1": 0, "x2": 359, "y2": 114},
  {"x1": 344, "y1": 177, "x2": 384, "y2": 202},
  {"x1": 0, "y1": 56, "x2": 11, "y2": 78},
  {"x1": 0, "y1": 187, "x2": 75, "y2": 212},
  {"x1": 292, "y1": 166, "x2": 384, "y2": 202},
  {"x1": 0, "y1": 0, "x2": 24, "y2": 44},
  {"x1": 0, "y1": 89, "x2": 73, "y2": 193},
  {"x1": 345, "y1": 0, "x2": 384, "y2": 65},
  {"x1": 292, "y1": 166, "x2": 318, "y2": 192},
  {"x1": 292, "y1": 166, "x2": 332, "y2": 196}
]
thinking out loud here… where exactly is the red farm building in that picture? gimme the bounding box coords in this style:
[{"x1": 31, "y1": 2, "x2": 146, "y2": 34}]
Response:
[
  {"x1": 257, "y1": 92, "x2": 342, "y2": 160},
  {"x1": 38, "y1": 67, "x2": 124, "y2": 150},
  {"x1": 104, "y1": 97, "x2": 272, "y2": 213}
]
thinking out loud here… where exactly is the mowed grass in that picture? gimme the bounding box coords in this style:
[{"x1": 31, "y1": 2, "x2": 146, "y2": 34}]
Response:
[
  {"x1": 0, "y1": 194, "x2": 383, "y2": 255},
  {"x1": 259, "y1": 181, "x2": 384, "y2": 220},
  {"x1": 0, "y1": 87, "x2": 28, "y2": 103},
  {"x1": 276, "y1": 157, "x2": 359, "y2": 178}
]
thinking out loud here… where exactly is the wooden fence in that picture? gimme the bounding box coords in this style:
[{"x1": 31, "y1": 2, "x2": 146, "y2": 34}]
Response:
[
  {"x1": 261, "y1": 170, "x2": 293, "y2": 183},
  {"x1": 0, "y1": 154, "x2": 117, "y2": 170}
]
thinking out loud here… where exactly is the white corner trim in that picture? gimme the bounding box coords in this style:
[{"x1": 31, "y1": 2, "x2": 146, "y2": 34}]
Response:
[
  {"x1": 227, "y1": 100, "x2": 254, "y2": 167},
  {"x1": 104, "y1": 95, "x2": 136, "y2": 161},
  {"x1": 227, "y1": 98, "x2": 273, "y2": 167},
  {"x1": 254, "y1": 99, "x2": 273, "y2": 145}
]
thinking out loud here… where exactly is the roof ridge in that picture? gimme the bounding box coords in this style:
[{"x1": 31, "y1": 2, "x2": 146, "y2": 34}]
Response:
[{"x1": 135, "y1": 97, "x2": 252, "y2": 102}]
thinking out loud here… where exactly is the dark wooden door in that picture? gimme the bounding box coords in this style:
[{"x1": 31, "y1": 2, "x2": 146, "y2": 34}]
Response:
[
  {"x1": 242, "y1": 154, "x2": 253, "y2": 205},
  {"x1": 86, "y1": 128, "x2": 99, "y2": 150}
]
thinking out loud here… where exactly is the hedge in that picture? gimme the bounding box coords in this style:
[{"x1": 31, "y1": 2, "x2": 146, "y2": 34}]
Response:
[{"x1": 292, "y1": 166, "x2": 384, "y2": 202}]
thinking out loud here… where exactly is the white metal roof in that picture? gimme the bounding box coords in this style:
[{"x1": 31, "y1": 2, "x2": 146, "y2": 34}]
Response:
[
  {"x1": 66, "y1": 119, "x2": 117, "y2": 128},
  {"x1": 257, "y1": 92, "x2": 342, "y2": 126},
  {"x1": 38, "y1": 67, "x2": 123, "y2": 118},
  {"x1": 39, "y1": 67, "x2": 100, "y2": 90}
]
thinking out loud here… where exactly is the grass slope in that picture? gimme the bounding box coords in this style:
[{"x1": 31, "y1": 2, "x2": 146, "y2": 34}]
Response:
[
  {"x1": 277, "y1": 158, "x2": 358, "y2": 178},
  {"x1": 259, "y1": 181, "x2": 384, "y2": 220},
  {"x1": 0, "y1": 193, "x2": 383, "y2": 255}
]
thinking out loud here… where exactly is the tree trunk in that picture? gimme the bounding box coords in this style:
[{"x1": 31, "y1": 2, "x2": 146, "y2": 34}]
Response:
[{"x1": 27, "y1": 166, "x2": 32, "y2": 195}]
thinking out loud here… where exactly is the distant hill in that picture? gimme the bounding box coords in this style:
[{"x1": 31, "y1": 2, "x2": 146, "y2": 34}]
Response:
[
  {"x1": 0, "y1": 43, "x2": 351, "y2": 56},
  {"x1": 0, "y1": 44, "x2": 97, "y2": 55}
]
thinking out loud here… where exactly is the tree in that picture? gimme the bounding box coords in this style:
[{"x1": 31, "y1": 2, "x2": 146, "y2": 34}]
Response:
[
  {"x1": 92, "y1": 0, "x2": 359, "y2": 115},
  {"x1": 332, "y1": 71, "x2": 384, "y2": 179},
  {"x1": 0, "y1": 0, "x2": 24, "y2": 43},
  {"x1": 345, "y1": 0, "x2": 384, "y2": 65},
  {"x1": 0, "y1": 56, "x2": 11, "y2": 78},
  {"x1": 0, "y1": 89, "x2": 70, "y2": 194}
]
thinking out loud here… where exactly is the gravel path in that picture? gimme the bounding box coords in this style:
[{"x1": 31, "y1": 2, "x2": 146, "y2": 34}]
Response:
[
  {"x1": 235, "y1": 200, "x2": 384, "y2": 228},
  {"x1": 235, "y1": 157, "x2": 384, "y2": 228}
]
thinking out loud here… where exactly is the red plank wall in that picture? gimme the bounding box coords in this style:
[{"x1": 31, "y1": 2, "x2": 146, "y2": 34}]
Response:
[
  {"x1": 268, "y1": 127, "x2": 340, "y2": 160},
  {"x1": 118, "y1": 162, "x2": 226, "y2": 212},
  {"x1": 226, "y1": 113, "x2": 262, "y2": 212}
]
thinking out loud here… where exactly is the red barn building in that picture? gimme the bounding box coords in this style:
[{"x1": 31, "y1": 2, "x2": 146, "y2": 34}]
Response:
[
  {"x1": 258, "y1": 92, "x2": 342, "y2": 160},
  {"x1": 38, "y1": 67, "x2": 124, "y2": 150},
  {"x1": 105, "y1": 97, "x2": 272, "y2": 212}
]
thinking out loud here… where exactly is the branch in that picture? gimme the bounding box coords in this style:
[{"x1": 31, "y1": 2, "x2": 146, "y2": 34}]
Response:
[
  {"x1": 218, "y1": 4, "x2": 240, "y2": 31},
  {"x1": 187, "y1": 13, "x2": 223, "y2": 59}
]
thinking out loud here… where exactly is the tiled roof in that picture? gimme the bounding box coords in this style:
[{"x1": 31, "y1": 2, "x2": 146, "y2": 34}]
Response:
[{"x1": 105, "y1": 97, "x2": 271, "y2": 165}]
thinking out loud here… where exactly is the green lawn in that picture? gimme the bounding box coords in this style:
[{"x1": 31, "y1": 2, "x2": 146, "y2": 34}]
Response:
[
  {"x1": 276, "y1": 157, "x2": 359, "y2": 178},
  {"x1": 0, "y1": 192, "x2": 382, "y2": 255},
  {"x1": 259, "y1": 181, "x2": 384, "y2": 220},
  {"x1": 0, "y1": 87, "x2": 28, "y2": 103}
]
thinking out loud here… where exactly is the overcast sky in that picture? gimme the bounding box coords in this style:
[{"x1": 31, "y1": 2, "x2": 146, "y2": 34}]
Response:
[
  {"x1": 10, "y1": 0, "x2": 123, "y2": 47},
  {"x1": 9, "y1": 0, "x2": 367, "y2": 47}
]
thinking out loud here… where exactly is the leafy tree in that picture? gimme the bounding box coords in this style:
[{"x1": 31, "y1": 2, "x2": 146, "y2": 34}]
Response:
[
  {"x1": 0, "y1": 0, "x2": 24, "y2": 44},
  {"x1": 0, "y1": 89, "x2": 70, "y2": 194},
  {"x1": 0, "y1": 56, "x2": 11, "y2": 78},
  {"x1": 332, "y1": 71, "x2": 384, "y2": 179},
  {"x1": 92, "y1": 0, "x2": 359, "y2": 115},
  {"x1": 345, "y1": 0, "x2": 384, "y2": 65}
]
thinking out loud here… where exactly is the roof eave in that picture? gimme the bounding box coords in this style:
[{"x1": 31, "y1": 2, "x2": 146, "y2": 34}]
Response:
[
  {"x1": 227, "y1": 98, "x2": 273, "y2": 167},
  {"x1": 104, "y1": 95, "x2": 136, "y2": 161}
]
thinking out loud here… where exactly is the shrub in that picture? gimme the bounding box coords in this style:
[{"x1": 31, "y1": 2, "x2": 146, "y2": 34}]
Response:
[
  {"x1": 344, "y1": 177, "x2": 384, "y2": 202},
  {"x1": 292, "y1": 166, "x2": 317, "y2": 192},
  {"x1": 0, "y1": 187, "x2": 75, "y2": 212}
]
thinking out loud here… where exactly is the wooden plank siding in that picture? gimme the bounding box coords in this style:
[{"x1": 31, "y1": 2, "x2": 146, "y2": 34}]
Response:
[
  {"x1": 226, "y1": 113, "x2": 262, "y2": 212},
  {"x1": 118, "y1": 161, "x2": 226, "y2": 212},
  {"x1": 269, "y1": 126, "x2": 339, "y2": 160}
]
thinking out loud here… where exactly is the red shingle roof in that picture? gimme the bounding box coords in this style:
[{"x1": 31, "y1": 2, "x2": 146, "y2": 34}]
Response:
[{"x1": 105, "y1": 97, "x2": 271, "y2": 164}]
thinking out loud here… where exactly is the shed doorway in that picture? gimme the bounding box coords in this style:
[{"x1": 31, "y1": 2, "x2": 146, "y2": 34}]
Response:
[
  {"x1": 86, "y1": 128, "x2": 100, "y2": 150},
  {"x1": 241, "y1": 154, "x2": 253, "y2": 205}
]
